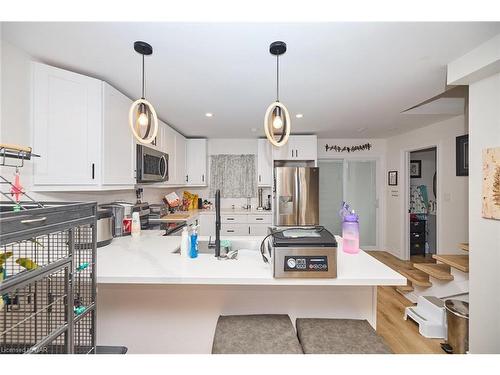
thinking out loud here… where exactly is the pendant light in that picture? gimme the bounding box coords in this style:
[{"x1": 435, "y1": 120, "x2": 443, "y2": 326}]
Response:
[
  {"x1": 129, "y1": 41, "x2": 159, "y2": 145},
  {"x1": 264, "y1": 41, "x2": 291, "y2": 147}
]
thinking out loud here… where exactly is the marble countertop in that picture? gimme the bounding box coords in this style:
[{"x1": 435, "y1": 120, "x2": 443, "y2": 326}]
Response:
[{"x1": 97, "y1": 231, "x2": 406, "y2": 286}]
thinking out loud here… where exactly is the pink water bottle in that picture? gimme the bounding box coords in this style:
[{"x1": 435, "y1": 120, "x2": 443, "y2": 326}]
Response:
[{"x1": 342, "y1": 212, "x2": 360, "y2": 254}]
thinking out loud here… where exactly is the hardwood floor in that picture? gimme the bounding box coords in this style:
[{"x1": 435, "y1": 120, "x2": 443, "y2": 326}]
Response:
[
  {"x1": 376, "y1": 285, "x2": 444, "y2": 354},
  {"x1": 367, "y1": 251, "x2": 445, "y2": 354}
]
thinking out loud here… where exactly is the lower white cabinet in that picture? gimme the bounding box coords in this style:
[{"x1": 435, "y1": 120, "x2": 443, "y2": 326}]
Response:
[{"x1": 197, "y1": 213, "x2": 272, "y2": 236}]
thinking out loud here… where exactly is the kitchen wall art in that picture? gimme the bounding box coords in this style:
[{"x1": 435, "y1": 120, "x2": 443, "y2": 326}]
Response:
[
  {"x1": 482, "y1": 147, "x2": 500, "y2": 220},
  {"x1": 324, "y1": 143, "x2": 372, "y2": 153},
  {"x1": 410, "y1": 160, "x2": 422, "y2": 178},
  {"x1": 388, "y1": 171, "x2": 398, "y2": 186}
]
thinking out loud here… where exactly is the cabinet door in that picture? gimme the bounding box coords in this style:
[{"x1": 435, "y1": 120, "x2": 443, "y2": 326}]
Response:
[
  {"x1": 257, "y1": 139, "x2": 273, "y2": 186},
  {"x1": 102, "y1": 83, "x2": 135, "y2": 186},
  {"x1": 272, "y1": 140, "x2": 292, "y2": 160},
  {"x1": 198, "y1": 214, "x2": 215, "y2": 236},
  {"x1": 160, "y1": 121, "x2": 177, "y2": 184},
  {"x1": 32, "y1": 62, "x2": 101, "y2": 186},
  {"x1": 292, "y1": 135, "x2": 317, "y2": 160},
  {"x1": 186, "y1": 139, "x2": 207, "y2": 185},
  {"x1": 221, "y1": 224, "x2": 249, "y2": 236},
  {"x1": 174, "y1": 132, "x2": 187, "y2": 184},
  {"x1": 249, "y1": 224, "x2": 270, "y2": 236}
]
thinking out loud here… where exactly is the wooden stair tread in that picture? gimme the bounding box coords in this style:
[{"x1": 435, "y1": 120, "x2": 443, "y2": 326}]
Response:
[
  {"x1": 396, "y1": 285, "x2": 414, "y2": 293},
  {"x1": 398, "y1": 268, "x2": 432, "y2": 287},
  {"x1": 413, "y1": 263, "x2": 454, "y2": 280},
  {"x1": 459, "y1": 243, "x2": 469, "y2": 252},
  {"x1": 432, "y1": 254, "x2": 469, "y2": 272}
]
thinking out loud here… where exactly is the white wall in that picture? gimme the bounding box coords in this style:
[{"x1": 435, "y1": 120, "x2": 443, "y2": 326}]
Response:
[
  {"x1": 468, "y1": 72, "x2": 500, "y2": 354},
  {"x1": 385, "y1": 115, "x2": 469, "y2": 259}
]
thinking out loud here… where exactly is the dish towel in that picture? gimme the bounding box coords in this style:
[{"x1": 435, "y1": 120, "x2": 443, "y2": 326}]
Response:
[{"x1": 410, "y1": 185, "x2": 428, "y2": 214}]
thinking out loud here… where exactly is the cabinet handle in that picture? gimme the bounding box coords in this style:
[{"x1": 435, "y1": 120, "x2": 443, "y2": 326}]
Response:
[
  {"x1": 186, "y1": 175, "x2": 189, "y2": 183},
  {"x1": 91, "y1": 163, "x2": 95, "y2": 179},
  {"x1": 202, "y1": 174, "x2": 204, "y2": 182},
  {"x1": 291, "y1": 150, "x2": 294, "y2": 158},
  {"x1": 226, "y1": 218, "x2": 235, "y2": 221},
  {"x1": 259, "y1": 175, "x2": 261, "y2": 183},
  {"x1": 296, "y1": 149, "x2": 298, "y2": 158},
  {"x1": 227, "y1": 230, "x2": 235, "y2": 233},
  {"x1": 21, "y1": 217, "x2": 47, "y2": 224},
  {"x1": 255, "y1": 218, "x2": 263, "y2": 221},
  {"x1": 248, "y1": 226, "x2": 251, "y2": 235}
]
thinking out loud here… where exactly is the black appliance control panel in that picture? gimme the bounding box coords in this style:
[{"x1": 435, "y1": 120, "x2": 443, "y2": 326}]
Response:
[{"x1": 284, "y1": 255, "x2": 328, "y2": 272}]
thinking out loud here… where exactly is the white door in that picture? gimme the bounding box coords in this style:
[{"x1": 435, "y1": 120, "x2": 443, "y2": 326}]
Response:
[
  {"x1": 102, "y1": 83, "x2": 135, "y2": 186},
  {"x1": 32, "y1": 62, "x2": 101, "y2": 186},
  {"x1": 186, "y1": 139, "x2": 207, "y2": 185},
  {"x1": 257, "y1": 139, "x2": 273, "y2": 186},
  {"x1": 174, "y1": 132, "x2": 187, "y2": 184},
  {"x1": 319, "y1": 159, "x2": 378, "y2": 248},
  {"x1": 344, "y1": 160, "x2": 377, "y2": 248}
]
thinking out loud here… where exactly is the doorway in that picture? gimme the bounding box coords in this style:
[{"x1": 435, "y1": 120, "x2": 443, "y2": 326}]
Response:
[
  {"x1": 318, "y1": 159, "x2": 378, "y2": 249},
  {"x1": 407, "y1": 147, "x2": 437, "y2": 262}
]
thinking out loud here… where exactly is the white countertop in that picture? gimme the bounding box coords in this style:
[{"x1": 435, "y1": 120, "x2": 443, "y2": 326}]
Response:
[{"x1": 97, "y1": 231, "x2": 406, "y2": 286}]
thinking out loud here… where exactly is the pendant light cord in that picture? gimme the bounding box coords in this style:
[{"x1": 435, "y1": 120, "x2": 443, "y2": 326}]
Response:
[
  {"x1": 141, "y1": 53, "x2": 145, "y2": 99},
  {"x1": 276, "y1": 54, "x2": 279, "y2": 102}
]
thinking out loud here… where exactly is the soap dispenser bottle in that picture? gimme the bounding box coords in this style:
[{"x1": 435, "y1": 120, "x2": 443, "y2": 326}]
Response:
[
  {"x1": 189, "y1": 225, "x2": 198, "y2": 258},
  {"x1": 180, "y1": 226, "x2": 190, "y2": 258}
]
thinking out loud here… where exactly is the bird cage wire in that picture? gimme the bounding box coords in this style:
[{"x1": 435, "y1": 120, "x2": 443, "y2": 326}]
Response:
[{"x1": 0, "y1": 203, "x2": 97, "y2": 354}]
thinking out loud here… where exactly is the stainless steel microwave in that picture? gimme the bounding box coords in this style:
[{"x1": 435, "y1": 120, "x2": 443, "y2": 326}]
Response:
[{"x1": 136, "y1": 145, "x2": 168, "y2": 183}]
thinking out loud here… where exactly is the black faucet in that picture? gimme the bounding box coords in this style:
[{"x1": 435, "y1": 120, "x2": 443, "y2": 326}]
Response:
[{"x1": 215, "y1": 189, "x2": 221, "y2": 258}]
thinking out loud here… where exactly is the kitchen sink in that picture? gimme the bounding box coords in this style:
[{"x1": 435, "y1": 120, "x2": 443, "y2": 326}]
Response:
[{"x1": 172, "y1": 239, "x2": 260, "y2": 255}]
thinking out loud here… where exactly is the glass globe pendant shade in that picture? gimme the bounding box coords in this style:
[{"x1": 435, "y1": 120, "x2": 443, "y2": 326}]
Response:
[{"x1": 264, "y1": 101, "x2": 291, "y2": 147}]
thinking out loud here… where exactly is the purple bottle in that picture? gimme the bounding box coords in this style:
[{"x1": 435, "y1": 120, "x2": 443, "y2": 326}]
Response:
[{"x1": 342, "y1": 212, "x2": 360, "y2": 254}]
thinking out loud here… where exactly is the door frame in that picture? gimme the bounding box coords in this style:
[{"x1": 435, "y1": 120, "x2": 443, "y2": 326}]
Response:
[
  {"x1": 318, "y1": 156, "x2": 382, "y2": 250},
  {"x1": 402, "y1": 144, "x2": 441, "y2": 261}
]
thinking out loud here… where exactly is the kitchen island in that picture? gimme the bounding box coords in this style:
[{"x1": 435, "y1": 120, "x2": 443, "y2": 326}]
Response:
[{"x1": 97, "y1": 231, "x2": 405, "y2": 353}]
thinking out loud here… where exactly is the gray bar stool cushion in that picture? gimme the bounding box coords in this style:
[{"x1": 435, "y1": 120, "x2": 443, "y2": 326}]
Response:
[
  {"x1": 212, "y1": 314, "x2": 303, "y2": 354},
  {"x1": 296, "y1": 318, "x2": 392, "y2": 354}
]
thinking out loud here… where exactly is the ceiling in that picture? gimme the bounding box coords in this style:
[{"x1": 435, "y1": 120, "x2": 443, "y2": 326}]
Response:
[{"x1": 2, "y1": 22, "x2": 500, "y2": 138}]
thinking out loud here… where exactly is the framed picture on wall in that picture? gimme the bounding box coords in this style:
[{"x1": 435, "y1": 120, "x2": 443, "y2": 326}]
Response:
[
  {"x1": 410, "y1": 160, "x2": 422, "y2": 178},
  {"x1": 388, "y1": 171, "x2": 398, "y2": 186},
  {"x1": 456, "y1": 134, "x2": 469, "y2": 176}
]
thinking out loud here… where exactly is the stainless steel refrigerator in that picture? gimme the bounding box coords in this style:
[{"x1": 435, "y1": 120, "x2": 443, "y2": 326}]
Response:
[{"x1": 274, "y1": 167, "x2": 319, "y2": 226}]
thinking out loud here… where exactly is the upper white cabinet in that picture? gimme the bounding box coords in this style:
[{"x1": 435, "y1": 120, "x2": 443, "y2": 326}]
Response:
[
  {"x1": 32, "y1": 62, "x2": 102, "y2": 187},
  {"x1": 159, "y1": 121, "x2": 177, "y2": 184},
  {"x1": 102, "y1": 83, "x2": 136, "y2": 186},
  {"x1": 174, "y1": 131, "x2": 187, "y2": 185},
  {"x1": 272, "y1": 135, "x2": 317, "y2": 161},
  {"x1": 32, "y1": 62, "x2": 135, "y2": 191},
  {"x1": 186, "y1": 139, "x2": 207, "y2": 186},
  {"x1": 257, "y1": 139, "x2": 272, "y2": 186}
]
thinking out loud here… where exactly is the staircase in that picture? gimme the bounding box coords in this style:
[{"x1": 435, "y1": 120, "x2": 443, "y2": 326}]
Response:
[{"x1": 398, "y1": 244, "x2": 469, "y2": 303}]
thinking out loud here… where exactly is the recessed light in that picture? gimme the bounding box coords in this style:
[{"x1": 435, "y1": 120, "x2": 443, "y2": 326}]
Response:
[
  {"x1": 205, "y1": 113, "x2": 214, "y2": 117},
  {"x1": 295, "y1": 114, "x2": 303, "y2": 118}
]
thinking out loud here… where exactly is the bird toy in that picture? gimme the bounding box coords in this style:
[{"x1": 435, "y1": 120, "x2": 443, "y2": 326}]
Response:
[{"x1": 10, "y1": 169, "x2": 24, "y2": 203}]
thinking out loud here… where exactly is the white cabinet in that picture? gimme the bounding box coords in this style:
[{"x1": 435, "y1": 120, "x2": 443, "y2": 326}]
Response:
[
  {"x1": 197, "y1": 212, "x2": 272, "y2": 236},
  {"x1": 257, "y1": 139, "x2": 272, "y2": 186},
  {"x1": 32, "y1": 62, "x2": 102, "y2": 187},
  {"x1": 102, "y1": 83, "x2": 136, "y2": 186},
  {"x1": 186, "y1": 139, "x2": 207, "y2": 186},
  {"x1": 198, "y1": 214, "x2": 216, "y2": 236},
  {"x1": 174, "y1": 131, "x2": 187, "y2": 185},
  {"x1": 32, "y1": 62, "x2": 137, "y2": 191},
  {"x1": 272, "y1": 135, "x2": 317, "y2": 161},
  {"x1": 160, "y1": 121, "x2": 177, "y2": 184}
]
